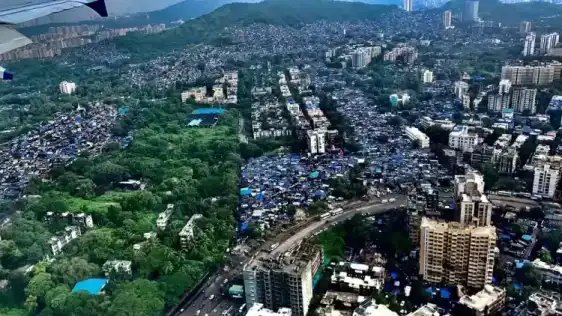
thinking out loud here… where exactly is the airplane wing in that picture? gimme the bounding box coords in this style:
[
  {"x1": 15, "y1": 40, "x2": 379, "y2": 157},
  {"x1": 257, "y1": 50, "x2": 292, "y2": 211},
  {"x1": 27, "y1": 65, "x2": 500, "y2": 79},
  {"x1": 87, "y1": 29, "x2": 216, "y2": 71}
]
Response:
[{"x1": 0, "y1": 0, "x2": 107, "y2": 80}]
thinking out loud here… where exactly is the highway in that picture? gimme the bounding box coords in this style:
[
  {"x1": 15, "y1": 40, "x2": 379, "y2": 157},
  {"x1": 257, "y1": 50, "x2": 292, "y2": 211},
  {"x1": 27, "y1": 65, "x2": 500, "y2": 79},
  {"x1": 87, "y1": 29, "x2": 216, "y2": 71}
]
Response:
[{"x1": 175, "y1": 195, "x2": 408, "y2": 316}]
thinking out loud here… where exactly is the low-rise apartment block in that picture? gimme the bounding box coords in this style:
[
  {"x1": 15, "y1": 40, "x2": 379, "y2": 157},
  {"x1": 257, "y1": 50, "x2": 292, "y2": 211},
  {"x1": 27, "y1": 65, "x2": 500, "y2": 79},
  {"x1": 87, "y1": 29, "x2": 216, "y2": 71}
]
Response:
[
  {"x1": 156, "y1": 204, "x2": 174, "y2": 230},
  {"x1": 455, "y1": 285, "x2": 506, "y2": 316},
  {"x1": 49, "y1": 226, "x2": 81, "y2": 256},
  {"x1": 102, "y1": 260, "x2": 132, "y2": 277},
  {"x1": 179, "y1": 214, "x2": 203, "y2": 250}
]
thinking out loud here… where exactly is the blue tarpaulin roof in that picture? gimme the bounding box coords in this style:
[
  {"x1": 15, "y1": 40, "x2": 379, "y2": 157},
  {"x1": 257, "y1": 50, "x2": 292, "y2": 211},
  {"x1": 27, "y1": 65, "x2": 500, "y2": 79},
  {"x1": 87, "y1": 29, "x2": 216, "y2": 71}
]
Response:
[
  {"x1": 240, "y1": 221, "x2": 249, "y2": 232},
  {"x1": 118, "y1": 107, "x2": 129, "y2": 115},
  {"x1": 441, "y1": 288, "x2": 451, "y2": 299},
  {"x1": 522, "y1": 234, "x2": 532, "y2": 241},
  {"x1": 309, "y1": 171, "x2": 319, "y2": 178},
  {"x1": 515, "y1": 259, "x2": 529, "y2": 269},
  {"x1": 72, "y1": 278, "x2": 108, "y2": 294},
  {"x1": 240, "y1": 188, "x2": 252, "y2": 196},
  {"x1": 192, "y1": 108, "x2": 225, "y2": 115},
  {"x1": 390, "y1": 272, "x2": 398, "y2": 280}
]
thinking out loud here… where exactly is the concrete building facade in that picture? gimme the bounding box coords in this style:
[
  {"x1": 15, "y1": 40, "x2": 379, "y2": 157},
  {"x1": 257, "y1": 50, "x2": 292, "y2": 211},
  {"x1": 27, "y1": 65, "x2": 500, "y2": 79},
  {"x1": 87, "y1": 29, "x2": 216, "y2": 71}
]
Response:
[{"x1": 419, "y1": 218, "x2": 496, "y2": 289}]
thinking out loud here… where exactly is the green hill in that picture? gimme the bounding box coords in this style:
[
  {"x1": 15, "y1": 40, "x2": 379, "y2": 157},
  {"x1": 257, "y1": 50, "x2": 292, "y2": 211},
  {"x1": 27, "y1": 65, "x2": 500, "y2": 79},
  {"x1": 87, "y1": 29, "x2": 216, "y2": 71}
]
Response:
[{"x1": 116, "y1": 0, "x2": 399, "y2": 56}]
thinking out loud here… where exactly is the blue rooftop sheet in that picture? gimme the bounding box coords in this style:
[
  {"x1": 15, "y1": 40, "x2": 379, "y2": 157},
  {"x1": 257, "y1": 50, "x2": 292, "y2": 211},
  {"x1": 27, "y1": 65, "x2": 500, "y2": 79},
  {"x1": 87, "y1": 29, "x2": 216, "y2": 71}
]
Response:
[
  {"x1": 192, "y1": 108, "x2": 225, "y2": 115},
  {"x1": 441, "y1": 288, "x2": 451, "y2": 299},
  {"x1": 522, "y1": 234, "x2": 532, "y2": 241},
  {"x1": 72, "y1": 278, "x2": 108, "y2": 294}
]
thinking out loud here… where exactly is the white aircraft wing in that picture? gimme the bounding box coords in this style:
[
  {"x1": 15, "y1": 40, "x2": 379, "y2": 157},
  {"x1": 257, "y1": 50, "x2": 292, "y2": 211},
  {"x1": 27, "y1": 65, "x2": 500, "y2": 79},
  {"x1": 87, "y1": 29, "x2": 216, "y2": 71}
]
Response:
[
  {"x1": 0, "y1": 0, "x2": 107, "y2": 25},
  {"x1": 0, "y1": 0, "x2": 107, "y2": 79}
]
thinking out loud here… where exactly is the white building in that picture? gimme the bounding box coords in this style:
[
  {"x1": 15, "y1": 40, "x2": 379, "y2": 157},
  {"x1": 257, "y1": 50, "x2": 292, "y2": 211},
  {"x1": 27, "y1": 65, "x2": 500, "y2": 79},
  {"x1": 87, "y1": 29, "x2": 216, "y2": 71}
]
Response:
[
  {"x1": 443, "y1": 10, "x2": 452, "y2": 28},
  {"x1": 102, "y1": 260, "x2": 132, "y2": 277},
  {"x1": 405, "y1": 126, "x2": 430, "y2": 148},
  {"x1": 499, "y1": 79, "x2": 512, "y2": 94},
  {"x1": 457, "y1": 285, "x2": 506, "y2": 316},
  {"x1": 488, "y1": 93, "x2": 511, "y2": 113},
  {"x1": 406, "y1": 304, "x2": 439, "y2": 316},
  {"x1": 454, "y1": 81, "x2": 469, "y2": 99},
  {"x1": 523, "y1": 33, "x2": 536, "y2": 56},
  {"x1": 353, "y1": 299, "x2": 398, "y2": 316},
  {"x1": 448, "y1": 125, "x2": 480, "y2": 152},
  {"x1": 246, "y1": 304, "x2": 292, "y2": 316},
  {"x1": 531, "y1": 259, "x2": 562, "y2": 285},
  {"x1": 462, "y1": 94, "x2": 471, "y2": 110},
  {"x1": 179, "y1": 214, "x2": 203, "y2": 249},
  {"x1": 533, "y1": 164, "x2": 560, "y2": 198},
  {"x1": 307, "y1": 130, "x2": 326, "y2": 154},
  {"x1": 351, "y1": 49, "x2": 369, "y2": 69},
  {"x1": 403, "y1": 0, "x2": 412, "y2": 11},
  {"x1": 156, "y1": 204, "x2": 174, "y2": 230},
  {"x1": 540, "y1": 32, "x2": 559, "y2": 54},
  {"x1": 59, "y1": 81, "x2": 77, "y2": 94},
  {"x1": 49, "y1": 226, "x2": 81, "y2": 256},
  {"x1": 422, "y1": 69, "x2": 434, "y2": 83}
]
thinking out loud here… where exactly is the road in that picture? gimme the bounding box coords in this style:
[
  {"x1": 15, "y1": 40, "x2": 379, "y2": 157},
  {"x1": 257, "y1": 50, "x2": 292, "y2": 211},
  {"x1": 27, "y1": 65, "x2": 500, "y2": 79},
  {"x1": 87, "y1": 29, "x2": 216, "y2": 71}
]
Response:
[
  {"x1": 487, "y1": 195, "x2": 539, "y2": 209},
  {"x1": 175, "y1": 195, "x2": 408, "y2": 316}
]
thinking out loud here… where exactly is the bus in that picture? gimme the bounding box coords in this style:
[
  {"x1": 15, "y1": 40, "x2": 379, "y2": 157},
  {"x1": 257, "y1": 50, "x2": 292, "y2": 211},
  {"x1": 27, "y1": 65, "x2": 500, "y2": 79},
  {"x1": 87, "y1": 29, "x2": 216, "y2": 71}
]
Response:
[
  {"x1": 269, "y1": 243, "x2": 279, "y2": 251},
  {"x1": 497, "y1": 191, "x2": 512, "y2": 197},
  {"x1": 330, "y1": 208, "x2": 343, "y2": 216},
  {"x1": 320, "y1": 212, "x2": 331, "y2": 220},
  {"x1": 239, "y1": 304, "x2": 246, "y2": 315}
]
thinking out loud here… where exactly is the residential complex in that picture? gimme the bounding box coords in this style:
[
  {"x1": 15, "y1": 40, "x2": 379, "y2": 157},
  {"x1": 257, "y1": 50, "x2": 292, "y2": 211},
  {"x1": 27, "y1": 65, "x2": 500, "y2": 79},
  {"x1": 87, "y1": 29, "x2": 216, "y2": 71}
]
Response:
[
  {"x1": 455, "y1": 285, "x2": 506, "y2": 316},
  {"x1": 443, "y1": 10, "x2": 452, "y2": 28},
  {"x1": 463, "y1": 0, "x2": 479, "y2": 23},
  {"x1": 531, "y1": 259, "x2": 562, "y2": 285},
  {"x1": 501, "y1": 64, "x2": 555, "y2": 86},
  {"x1": 243, "y1": 244, "x2": 322, "y2": 316},
  {"x1": 419, "y1": 217, "x2": 496, "y2": 288},
  {"x1": 383, "y1": 45, "x2": 418, "y2": 64},
  {"x1": 448, "y1": 125, "x2": 480, "y2": 152},
  {"x1": 520, "y1": 21, "x2": 531, "y2": 34},
  {"x1": 454, "y1": 170, "x2": 492, "y2": 226},
  {"x1": 540, "y1": 32, "x2": 559, "y2": 55},
  {"x1": 533, "y1": 164, "x2": 560, "y2": 198},
  {"x1": 179, "y1": 214, "x2": 203, "y2": 250},
  {"x1": 523, "y1": 33, "x2": 536, "y2": 56},
  {"x1": 511, "y1": 87, "x2": 537, "y2": 114},
  {"x1": 156, "y1": 204, "x2": 174, "y2": 230},
  {"x1": 422, "y1": 69, "x2": 434, "y2": 83},
  {"x1": 245, "y1": 304, "x2": 292, "y2": 316},
  {"x1": 404, "y1": 0, "x2": 413, "y2": 11},
  {"x1": 59, "y1": 81, "x2": 77, "y2": 94},
  {"x1": 307, "y1": 130, "x2": 327, "y2": 154},
  {"x1": 405, "y1": 126, "x2": 430, "y2": 148},
  {"x1": 49, "y1": 226, "x2": 82, "y2": 256}
]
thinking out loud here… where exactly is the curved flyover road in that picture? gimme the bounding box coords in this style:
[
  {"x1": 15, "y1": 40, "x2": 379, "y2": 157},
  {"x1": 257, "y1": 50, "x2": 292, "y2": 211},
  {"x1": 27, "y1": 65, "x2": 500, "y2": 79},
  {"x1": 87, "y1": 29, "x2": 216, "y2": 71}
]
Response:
[{"x1": 177, "y1": 195, "x2": 408, "y2": 316}]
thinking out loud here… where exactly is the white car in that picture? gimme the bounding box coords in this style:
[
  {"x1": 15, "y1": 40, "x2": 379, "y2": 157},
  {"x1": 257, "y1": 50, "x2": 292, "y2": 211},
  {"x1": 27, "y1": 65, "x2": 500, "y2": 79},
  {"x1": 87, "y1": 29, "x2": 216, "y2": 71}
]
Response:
[
  {"x1": 209, "y1": 294, "x2": 215, "y2": 300},
  {"x1": 196, "y1": 311, "x2": 200, "y2": 316}
]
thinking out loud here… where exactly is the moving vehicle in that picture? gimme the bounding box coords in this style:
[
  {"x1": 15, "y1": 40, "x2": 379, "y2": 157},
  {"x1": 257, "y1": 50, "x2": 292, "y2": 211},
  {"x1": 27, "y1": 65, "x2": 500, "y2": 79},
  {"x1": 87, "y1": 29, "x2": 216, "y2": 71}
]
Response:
[
  {"x1": 382, "y1": 199, "x2": 388, "y2": 204},
  {"x1": 389, "y1": 198, "x2": 396, "y2": 202},
  {"x1": 269, "y1": 243, "x2": 279, "y2": 251},
  {"x1": 330, "y1": 208, "x2": 343, "y2": 216},
  {"x1": 196, "y1": 311, "x2": 200, "y2": 315},
  {"x1": 320, "y1": 212, "x2": 331, "y2": 220},
  {"x1": 208, "y1": 294, "x2": 215, "y2": 300},
  {"x1": 0, "y1": 0, "x2": 108, "y2": 80}
]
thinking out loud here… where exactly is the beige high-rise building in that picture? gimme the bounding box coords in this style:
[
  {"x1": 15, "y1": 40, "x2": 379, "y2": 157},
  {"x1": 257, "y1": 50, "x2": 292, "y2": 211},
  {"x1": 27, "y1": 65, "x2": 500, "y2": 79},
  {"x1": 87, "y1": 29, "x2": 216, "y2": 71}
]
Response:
[
  {"x1": 419, "y1": 218, "x2": 496, "y2": 289},
  {"x1": 454, "y1": 170, "x2": 492, "y2": 227},
  {"x1": 501, "y1": 65, "x2": 554, "y2": 86}
]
